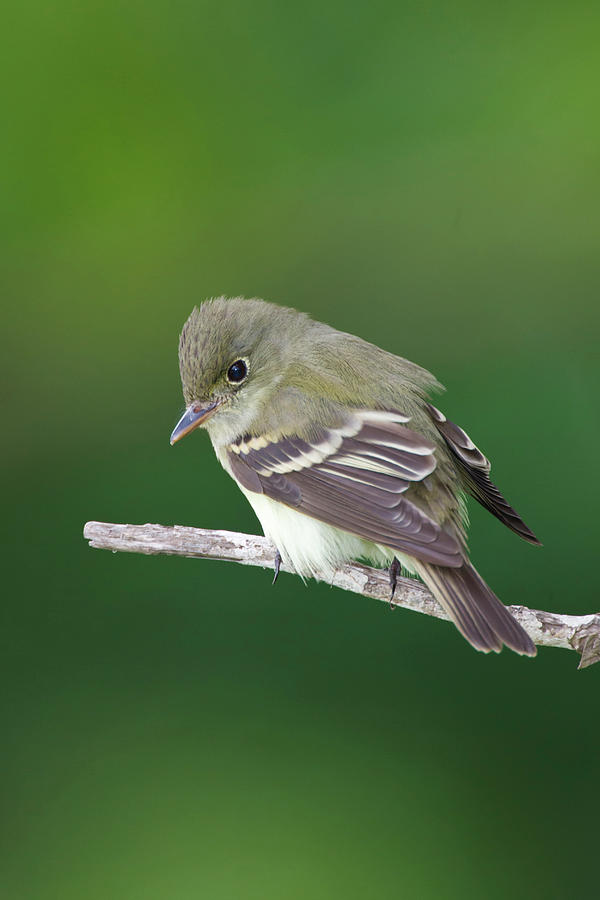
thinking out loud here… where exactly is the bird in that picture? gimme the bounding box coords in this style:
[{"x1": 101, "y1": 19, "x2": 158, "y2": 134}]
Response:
[{"x1": 170, "y1": 296, "x2": 540, "y2": 657}]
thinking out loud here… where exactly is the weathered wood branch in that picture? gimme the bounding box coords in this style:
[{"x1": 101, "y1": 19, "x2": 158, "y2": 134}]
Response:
[{"x1": 83, "y1": 521, "x2": 600, "y2": 669}]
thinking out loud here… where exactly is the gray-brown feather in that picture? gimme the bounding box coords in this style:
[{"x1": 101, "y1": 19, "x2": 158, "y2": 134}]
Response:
[
  {"x1": 426, "y1": 403, "x2": 540, "y2": 545},
  {"x1": 227, "y1": 413, "x2": 464, "y2": 568},
  {"x1": 413, "y1": 559, "x2": 537, "y2": 656}
]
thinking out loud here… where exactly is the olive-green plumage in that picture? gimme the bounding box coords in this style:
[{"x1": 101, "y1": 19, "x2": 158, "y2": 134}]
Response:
[{"x1": 173, "y1": 296, "x2": 540, "y2": 657}]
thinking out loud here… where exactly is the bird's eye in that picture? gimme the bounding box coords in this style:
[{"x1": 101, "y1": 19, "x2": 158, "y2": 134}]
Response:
[{"x1": 227, "y1": 359, "x2": 248, "y2": 383}]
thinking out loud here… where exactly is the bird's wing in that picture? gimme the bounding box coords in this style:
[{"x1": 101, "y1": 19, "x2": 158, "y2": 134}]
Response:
[
  {"x1": 226, "y1": 409, "x2": 463, "y2": 568},
  {"x1": 426, "y1": 404, "x2": 541, "y2": 545}
]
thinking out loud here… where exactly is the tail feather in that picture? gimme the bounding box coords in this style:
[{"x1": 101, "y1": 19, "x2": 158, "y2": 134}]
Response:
[{"x1": 412, "y1": 559, "x2": 537, "y2": 656}]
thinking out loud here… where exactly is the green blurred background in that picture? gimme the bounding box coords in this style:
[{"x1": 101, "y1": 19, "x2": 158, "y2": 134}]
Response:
[{"x1": 2, "y1": 1, "x2": 599, "y2": 897}]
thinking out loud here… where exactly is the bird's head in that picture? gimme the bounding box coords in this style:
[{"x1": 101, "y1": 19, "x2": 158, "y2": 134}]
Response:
[{"x1": 170, "y1": 297, "x2": 308, "y2": 445}]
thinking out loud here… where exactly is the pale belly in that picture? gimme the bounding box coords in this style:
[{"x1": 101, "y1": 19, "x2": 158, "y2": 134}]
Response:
[
  {"x1": 215, "y1": 440, "x2": 414, "y2": 581},
  {"x1": 239, "y1": 487, "x2": 413, "y2": 581}
]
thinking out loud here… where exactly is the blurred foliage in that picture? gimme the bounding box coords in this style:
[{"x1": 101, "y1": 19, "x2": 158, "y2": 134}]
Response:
[{"x1": 2, "y1": 1, "x2": 598, "y2": 897}]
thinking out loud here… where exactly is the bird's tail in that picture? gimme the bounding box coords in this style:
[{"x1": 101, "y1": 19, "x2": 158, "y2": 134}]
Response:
[{"x1": 411, "y1": 558, "x2": 536, "y2": 656}]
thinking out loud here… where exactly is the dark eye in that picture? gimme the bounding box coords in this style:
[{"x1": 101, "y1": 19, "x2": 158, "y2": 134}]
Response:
[{"x1": 227, "y1": 359, "x2": 248, "y2": 383}]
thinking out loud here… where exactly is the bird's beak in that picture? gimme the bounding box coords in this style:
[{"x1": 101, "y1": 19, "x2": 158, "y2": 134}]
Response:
[{"x1": 170, "y1": 401, "x2": 220, "y2": 445}]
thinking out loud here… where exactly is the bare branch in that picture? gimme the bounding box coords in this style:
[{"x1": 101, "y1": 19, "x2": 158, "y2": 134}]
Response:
[{"x1": 83, "y1": 521, "x2": 600, "y2": 669}]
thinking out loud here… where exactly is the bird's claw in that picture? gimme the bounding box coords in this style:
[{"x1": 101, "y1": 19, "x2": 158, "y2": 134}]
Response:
[
  {"x1": 388, "y1": 557, "x2": 401, "y2": 608},
  {"x1": 272, "y1": 550, "x2": 282, "y2": 585}
]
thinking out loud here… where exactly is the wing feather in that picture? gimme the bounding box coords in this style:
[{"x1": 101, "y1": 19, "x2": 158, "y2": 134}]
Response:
[
  {"x1": 426, "y1": 404, "x2": 541, "y2": 545},
  {"x1": 226, "y1": 406, "x2": 536, "y2": 655},
  {"x1": 227, "y1": 410, "x2": 464, "y2": 568}
]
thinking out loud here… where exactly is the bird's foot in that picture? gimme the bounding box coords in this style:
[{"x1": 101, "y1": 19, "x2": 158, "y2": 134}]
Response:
[
  {"x1": 388, "y1": 557, "x2": 401, "y2": 608},
  {"x1": 272, "y1": 550, "x2": 282, "y2": 586}
]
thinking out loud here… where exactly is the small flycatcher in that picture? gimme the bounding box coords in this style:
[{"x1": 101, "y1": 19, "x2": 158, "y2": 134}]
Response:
[{"x1": 171, "y1": 297, "x2": 539, "y2": 657}]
